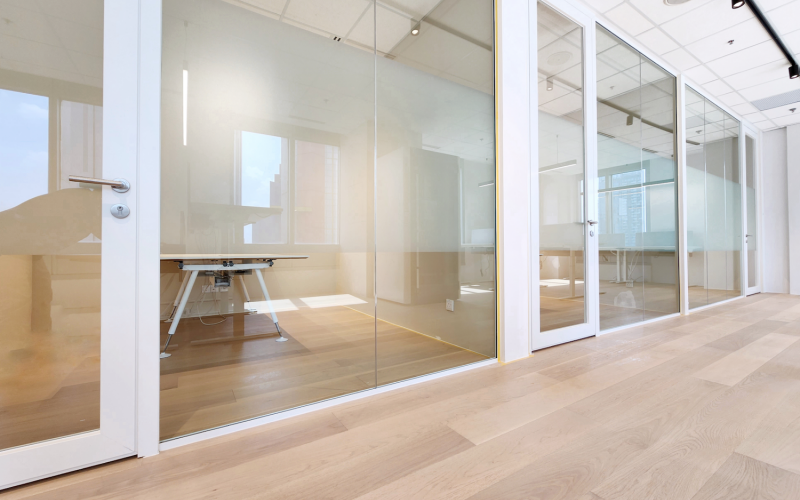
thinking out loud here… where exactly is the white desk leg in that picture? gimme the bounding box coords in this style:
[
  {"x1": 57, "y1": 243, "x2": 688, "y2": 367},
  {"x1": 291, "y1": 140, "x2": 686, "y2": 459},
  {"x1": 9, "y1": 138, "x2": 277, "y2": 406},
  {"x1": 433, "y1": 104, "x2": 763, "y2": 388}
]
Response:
[
  {"x1": 256, "y1": 268, "x2": 287, "y2": 342},
  {"x1": 161, "y1": 270, "x2": 199, "y2": 358},
  {"x1": 239, "y1": 274, "x2": 256, "y2": 314},
  {"x1": 167, "y1": 271, "x2": 191, "y2": 322}
]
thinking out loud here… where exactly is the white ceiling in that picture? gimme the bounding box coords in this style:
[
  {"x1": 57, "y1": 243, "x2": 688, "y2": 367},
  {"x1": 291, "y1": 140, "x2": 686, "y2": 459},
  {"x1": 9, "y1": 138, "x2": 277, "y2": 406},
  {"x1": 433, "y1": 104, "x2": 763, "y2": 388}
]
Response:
[{"x1": 591, "y1": 0, "x2": 800, "y2": 131}]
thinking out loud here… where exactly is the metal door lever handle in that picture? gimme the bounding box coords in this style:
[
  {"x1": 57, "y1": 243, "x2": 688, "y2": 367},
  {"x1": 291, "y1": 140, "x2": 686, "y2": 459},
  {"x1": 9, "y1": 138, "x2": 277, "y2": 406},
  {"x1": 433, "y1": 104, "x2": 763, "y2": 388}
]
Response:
[
  {"x1": 587, "y1": 220, "x2": 598, "y2": 226},
  {"x1": 69, "y1": 175, "x2": 130, "y2": 193}
]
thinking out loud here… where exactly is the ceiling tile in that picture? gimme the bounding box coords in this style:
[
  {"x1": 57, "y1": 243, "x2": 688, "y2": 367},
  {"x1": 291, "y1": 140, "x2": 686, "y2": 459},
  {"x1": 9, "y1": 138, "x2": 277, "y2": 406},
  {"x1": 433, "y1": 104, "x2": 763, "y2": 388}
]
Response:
[
  {"x1": 703, "y1": 79, "x2": 734, "y2": 95},
  {"x1": 683, "y1": 64, "x2": 717, "y2": 84},
  {"x1": 739, "y1": 77, "x2": 800, "y2": 101},
  {"x1": 761, "y1": 0, "x2": 795, "y2": 10},
  {"x1": 661, "y1": 48, "x2": 700, "y2": 71},
  {"x1": 717, "y1": 92, "x2": 746, "y2": 107},
  {"x1": 772, "y1": 114, "x2": 800, "y2": 127},
  {"x1": 284, "y1": 0, "x2": 369, "y2": 37},
  {"x1": 661, "y1": 1, "x2": 751, "y2": 46},
  {"x1": 628, "y1": 0, "x2": 714, "y2": 25},
  {"x1": 350, "y1": 4, "x2": 412, "y2": 54},
  {"x1": 604, "y1": 3, "x2": 654, "y2": 37},
  {"x1": 705, "y1": 40, "x2": 784, "y2": 78},
  {"x1": 725, "y1": 60, "x2": 789, "y2": 91},
  {"x1": 683, "y1": 18, "x2": 771, "y2": 64},
  {"x1": 731, "y1": 101, "x2": 759, "y2": 115},
  {"x1": 765, "y1": 1, "x2": 800, "y2": 37},
  {"x1": 637, "y1": 28, "x2": 678, "y2": 55},
  {"x1": 763, "y1": 104, "x2": 800, "y2": 119},
  {"x1": 239, "y1": 0, "x2": 288, "y2": 15},
  {"x1": 589, "y1": 0, "x2": 625, "y2": 14}
]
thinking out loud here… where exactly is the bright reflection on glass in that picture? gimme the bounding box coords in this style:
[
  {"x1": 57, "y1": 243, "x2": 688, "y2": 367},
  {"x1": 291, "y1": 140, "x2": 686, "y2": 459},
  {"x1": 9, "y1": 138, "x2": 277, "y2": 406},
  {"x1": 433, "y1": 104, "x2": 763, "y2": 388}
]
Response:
[
  {"x1": 537, "y1": 2, "x2": 587, "y2": 332},
  {"x1": 0, "y1": 2, "x2": 104, "y2": 451},
  {"x1": 596, "y1": 25, "x2": 678, "y2": 330}
]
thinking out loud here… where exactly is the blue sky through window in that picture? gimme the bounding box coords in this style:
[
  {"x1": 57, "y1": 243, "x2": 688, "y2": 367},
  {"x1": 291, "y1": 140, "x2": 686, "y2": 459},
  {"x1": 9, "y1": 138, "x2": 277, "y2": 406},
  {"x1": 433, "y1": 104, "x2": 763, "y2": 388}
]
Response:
[
  {"x1": 241, "y1": 131, "x2": 281, "y2": 208},
  {"x1": 0, "y1": 89, "x2": 48, "y2": 212}
]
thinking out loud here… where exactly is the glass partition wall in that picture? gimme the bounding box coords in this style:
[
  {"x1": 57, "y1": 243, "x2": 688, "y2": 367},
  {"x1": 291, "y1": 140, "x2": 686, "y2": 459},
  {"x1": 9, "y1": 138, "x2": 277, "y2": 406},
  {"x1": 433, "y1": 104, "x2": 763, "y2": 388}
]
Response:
[
  {"x1": 685, "y1": 88, "x2": 742, "y2": 309},
  {"x1": 595, "y1": 26, "x2": 679, "y2": 330},
  {"x1": 537, "y1": 2, "x2": 587, "y2": 333},
  {"x1": 159, "y1": 0, "x2": 496, "y2": 441}
]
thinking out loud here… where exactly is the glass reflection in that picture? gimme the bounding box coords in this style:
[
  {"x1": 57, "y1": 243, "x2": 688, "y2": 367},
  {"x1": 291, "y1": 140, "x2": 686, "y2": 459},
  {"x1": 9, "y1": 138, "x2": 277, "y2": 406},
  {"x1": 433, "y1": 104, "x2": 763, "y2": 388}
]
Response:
[
  {"x1": 686, "y1": 87, "x2": 742, "y2": 308},
  {"x1": 537, "y1": 2, "x2": 586, "y2": 332},
  {"x1": 596, "y1": 26, "x2": 679, "y2": 330},
  {"x1": 0, "y1": 3, "x2": 104, "y2": 450},
  {"x1": 160, "y1": 0, "x2": 496, "y2": 440}
]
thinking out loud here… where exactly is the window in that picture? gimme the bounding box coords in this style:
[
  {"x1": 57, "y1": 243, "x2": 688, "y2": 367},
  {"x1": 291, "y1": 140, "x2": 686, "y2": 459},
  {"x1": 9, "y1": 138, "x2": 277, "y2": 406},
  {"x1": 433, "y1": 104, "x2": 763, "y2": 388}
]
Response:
[{"x1": 235, "y1": 132, "x2": 339, "y2": 245}]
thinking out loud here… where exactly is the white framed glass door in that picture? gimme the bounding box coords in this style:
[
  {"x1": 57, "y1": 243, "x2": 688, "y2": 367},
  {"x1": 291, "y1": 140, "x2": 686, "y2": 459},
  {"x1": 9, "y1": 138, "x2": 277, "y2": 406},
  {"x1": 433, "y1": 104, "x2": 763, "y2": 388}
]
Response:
[
  {"x1": 532, "y1": 0, "x2": 599, "y2": 350},
  {"x1": 0, "y1": 0, "x2": 138, "y2": 489},
  {"x1": 743, "y1": 126, "x2": 761, "y2": 296}
]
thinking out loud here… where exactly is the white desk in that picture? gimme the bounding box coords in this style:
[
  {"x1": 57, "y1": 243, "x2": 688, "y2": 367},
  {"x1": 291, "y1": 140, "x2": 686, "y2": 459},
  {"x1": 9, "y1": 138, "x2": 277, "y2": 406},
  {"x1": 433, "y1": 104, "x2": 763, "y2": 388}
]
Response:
[{"x1": 160, "y1": 254, "x2": 308, "y2": 358}]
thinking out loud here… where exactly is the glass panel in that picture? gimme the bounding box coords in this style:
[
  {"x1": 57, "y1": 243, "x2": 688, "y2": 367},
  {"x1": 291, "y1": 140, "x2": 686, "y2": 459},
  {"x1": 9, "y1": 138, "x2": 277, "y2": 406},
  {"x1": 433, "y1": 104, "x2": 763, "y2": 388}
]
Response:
[
  {"x1": 596, "y1": 26, "x2": 678, "y2": 330},
  {"x1": 725, "y1": 113, "x2": 742, "y2": 299},
  {"x1": 685, "y1": 89, "x2": 708, "y2": 309},
  {"x1": 375, "y1": 0, "x2": 496, "y2": 385},
  {"x1": 538, "y1": 2, "x2": 586, "y2": 332},
  {"x1": 686, "y1": 87, "x2": 742, "y2": 309},
  {"x1": 160, "y1": 0, "x2": 375, "y2": 440},
  {"x1": 0, "y1": 3, "x2": 104, "y2": 450},
  {"x1": 160, "y1": 0, "x2": 496, "y2": 440},
  {"x1": 746, "y1": 135, "x2": 757, "y2": 289}
]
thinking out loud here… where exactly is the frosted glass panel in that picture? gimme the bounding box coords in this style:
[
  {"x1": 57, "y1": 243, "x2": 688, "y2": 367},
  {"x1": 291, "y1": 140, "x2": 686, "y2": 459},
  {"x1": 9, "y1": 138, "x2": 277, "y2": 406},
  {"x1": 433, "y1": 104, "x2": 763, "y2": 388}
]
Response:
[
  {"x1": 686, "y1": 87, "x2": 742, "y2": 309},
  {"x1": 746, "y1": 135, "x2": 757, "y2": 289}
]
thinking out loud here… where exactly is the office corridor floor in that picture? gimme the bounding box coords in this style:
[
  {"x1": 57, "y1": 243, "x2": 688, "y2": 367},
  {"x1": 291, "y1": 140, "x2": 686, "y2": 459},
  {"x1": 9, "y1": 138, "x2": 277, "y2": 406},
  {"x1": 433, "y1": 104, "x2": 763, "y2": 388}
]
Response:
[{"x1": 7, "y1": 293, "x2": 800, "y2": 499}]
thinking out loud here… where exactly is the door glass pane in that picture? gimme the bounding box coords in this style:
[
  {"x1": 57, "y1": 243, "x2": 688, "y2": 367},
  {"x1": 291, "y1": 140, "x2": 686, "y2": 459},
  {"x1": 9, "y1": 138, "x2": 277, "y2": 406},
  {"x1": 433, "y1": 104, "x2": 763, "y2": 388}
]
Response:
[
  {"x1": 375, "y1": 0, "x2": 496, "y2": 385},
  {"x1": 160, "y1": 0, "x2": 375, "y2": 440},
  {"x1": 686, "y1": 87, "x2": 741, "y2": 309},
  {"x1": 0, "y1": 3, "x2": 104, "y2": 450},
  {"x1": 538, "y1": 2, "x2": 586, "y2": 332},
  {"x1": 746, "y1": 135, "x2": 757, "y2": 289},
  {"x1": 596, "y1": 26, "x2": 678, "y2": 331}
]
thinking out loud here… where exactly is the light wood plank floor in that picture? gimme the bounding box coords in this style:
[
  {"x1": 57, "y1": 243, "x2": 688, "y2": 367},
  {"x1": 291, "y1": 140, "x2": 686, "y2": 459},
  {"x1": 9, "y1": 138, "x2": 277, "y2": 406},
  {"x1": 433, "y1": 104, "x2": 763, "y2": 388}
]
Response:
[{"x1": 7, "y1": 293, "x2": 800, "y2": 499}]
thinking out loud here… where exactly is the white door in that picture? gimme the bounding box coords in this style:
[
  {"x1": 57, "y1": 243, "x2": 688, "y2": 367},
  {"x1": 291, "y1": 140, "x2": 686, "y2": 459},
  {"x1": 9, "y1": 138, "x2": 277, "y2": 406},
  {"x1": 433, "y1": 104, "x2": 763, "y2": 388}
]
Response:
[
  {"x1": 531, "y1": 0, "x2": 599, "y2": 350},
  {"x1": 0, "y1": 0, "x2": 139, "y2": 489},
  {"x1": 743, "y1": 127, "x2": 761, "y2": 296}
]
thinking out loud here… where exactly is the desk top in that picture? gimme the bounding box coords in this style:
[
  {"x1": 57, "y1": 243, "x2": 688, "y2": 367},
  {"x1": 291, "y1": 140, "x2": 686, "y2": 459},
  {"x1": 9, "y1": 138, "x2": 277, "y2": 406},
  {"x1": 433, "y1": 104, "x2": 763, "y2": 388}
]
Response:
[{"x1": 160, "y1": 254, "x2": 309, "y2": 261}]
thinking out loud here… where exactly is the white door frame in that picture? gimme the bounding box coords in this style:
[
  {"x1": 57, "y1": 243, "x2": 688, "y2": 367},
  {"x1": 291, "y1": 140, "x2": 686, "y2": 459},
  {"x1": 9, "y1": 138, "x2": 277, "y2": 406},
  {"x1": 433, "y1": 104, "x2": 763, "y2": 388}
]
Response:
[
  {"x1": 0, "y1": 0, "x2": 144, "y2": 488},
  {"x1": 530, "y1": 0, "x2": 599, "y2": 351},
  {"x1": 742, "y1": 123, "x2": 762, "y2": 296}
]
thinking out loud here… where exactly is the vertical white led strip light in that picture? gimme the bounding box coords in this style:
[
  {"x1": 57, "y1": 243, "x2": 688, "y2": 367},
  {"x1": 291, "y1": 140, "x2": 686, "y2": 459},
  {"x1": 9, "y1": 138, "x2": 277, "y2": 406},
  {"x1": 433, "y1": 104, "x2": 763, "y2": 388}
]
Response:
[{"x1": 182, "y1": 64, "x2": 188, "y2": 146}]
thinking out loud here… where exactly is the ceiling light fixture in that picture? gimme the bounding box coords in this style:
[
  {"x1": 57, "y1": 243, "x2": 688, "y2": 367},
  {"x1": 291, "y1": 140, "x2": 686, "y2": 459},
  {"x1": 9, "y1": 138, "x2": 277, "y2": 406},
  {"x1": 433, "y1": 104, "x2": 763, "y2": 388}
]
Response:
[
  {"x1": 736, "y1": 0, "x2": 799, "y2": 79},
  {"x1": 546, "y1": 77, "x2": 554, "y2": 91},
  {"x1": 728, "y1": 40, "x2": 735, "y2": 45},
  {"x1": 791, "y1": 108, "x2": 797, "y2": 113},
  {"x1": 410, "y1": 25, "x2": 420, "y2": 36},
  {"x1": 626, "y1": 115, "x2": 634, "y2": 126}
]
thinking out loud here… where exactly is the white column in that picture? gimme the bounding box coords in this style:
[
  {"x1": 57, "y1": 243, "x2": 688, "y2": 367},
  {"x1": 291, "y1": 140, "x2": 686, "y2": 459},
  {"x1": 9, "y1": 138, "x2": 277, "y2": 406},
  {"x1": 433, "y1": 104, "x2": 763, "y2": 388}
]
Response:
[{"x1": 496, "y1": 0, "x2": 532, "y2": 362}]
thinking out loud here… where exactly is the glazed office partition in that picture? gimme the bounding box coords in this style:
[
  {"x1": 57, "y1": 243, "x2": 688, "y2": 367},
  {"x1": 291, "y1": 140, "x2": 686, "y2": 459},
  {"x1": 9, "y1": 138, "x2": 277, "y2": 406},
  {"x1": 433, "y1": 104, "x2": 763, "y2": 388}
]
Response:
[{"x1": 158, "y1": 0, "x2": 497, "y2": 441}]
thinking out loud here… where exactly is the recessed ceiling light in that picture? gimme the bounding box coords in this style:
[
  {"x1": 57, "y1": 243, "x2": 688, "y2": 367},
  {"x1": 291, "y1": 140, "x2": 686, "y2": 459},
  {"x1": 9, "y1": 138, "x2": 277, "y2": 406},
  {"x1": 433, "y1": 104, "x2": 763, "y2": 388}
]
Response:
[
  {"x1": 547, "y1": 51, "x2": 571, "y2": 66},
  {"x1": 664, "y1": 0, "x2": 692, "y2": 5},
  {"x1": 732, "y1": 0, "x2": 745, "y2": 9},
  {"x1": 410, "y1": 26, "x2": 420, "y2": 36}
]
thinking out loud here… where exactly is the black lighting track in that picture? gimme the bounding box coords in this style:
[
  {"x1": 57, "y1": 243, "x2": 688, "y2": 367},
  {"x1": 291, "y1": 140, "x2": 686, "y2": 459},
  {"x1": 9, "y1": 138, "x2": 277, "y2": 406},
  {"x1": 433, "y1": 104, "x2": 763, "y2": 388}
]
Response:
[{"x1": 737, "y1": 0, "x2": 799, "y2": 79}]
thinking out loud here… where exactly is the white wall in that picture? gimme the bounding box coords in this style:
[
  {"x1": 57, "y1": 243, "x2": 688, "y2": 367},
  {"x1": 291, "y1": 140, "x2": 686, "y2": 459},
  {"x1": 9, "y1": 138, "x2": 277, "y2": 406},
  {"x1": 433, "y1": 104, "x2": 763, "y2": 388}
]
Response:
[{"x1": 762, "y1": 128, "x2": 790, "y2": 294}]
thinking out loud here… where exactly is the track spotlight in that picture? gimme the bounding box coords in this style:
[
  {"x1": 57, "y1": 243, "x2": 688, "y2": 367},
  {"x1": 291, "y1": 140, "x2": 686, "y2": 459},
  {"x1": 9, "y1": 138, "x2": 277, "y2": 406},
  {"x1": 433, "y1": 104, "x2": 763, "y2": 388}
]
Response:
[
  {"x1": 790, "y1": 64, "x2": 799, "y2": 79},
  {"x1": 410, "y1": 25, "x2": 420, "y2": 36},
  {"x1": 546, "y1": 77, "x2": 553, "y2": 91},
  {"x1": 626, "y1": 115, "x2": 634, "y2": 126},
  {"x1": 732, "y1": 0, "x2": 745, "y2": 8}
]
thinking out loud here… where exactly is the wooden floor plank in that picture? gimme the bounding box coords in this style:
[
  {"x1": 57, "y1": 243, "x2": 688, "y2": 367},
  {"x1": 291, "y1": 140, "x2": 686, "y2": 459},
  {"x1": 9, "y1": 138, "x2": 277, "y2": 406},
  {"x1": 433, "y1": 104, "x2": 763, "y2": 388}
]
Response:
[{"x1": 6, "y1": 293, "x2": 800, "y2": 500}]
